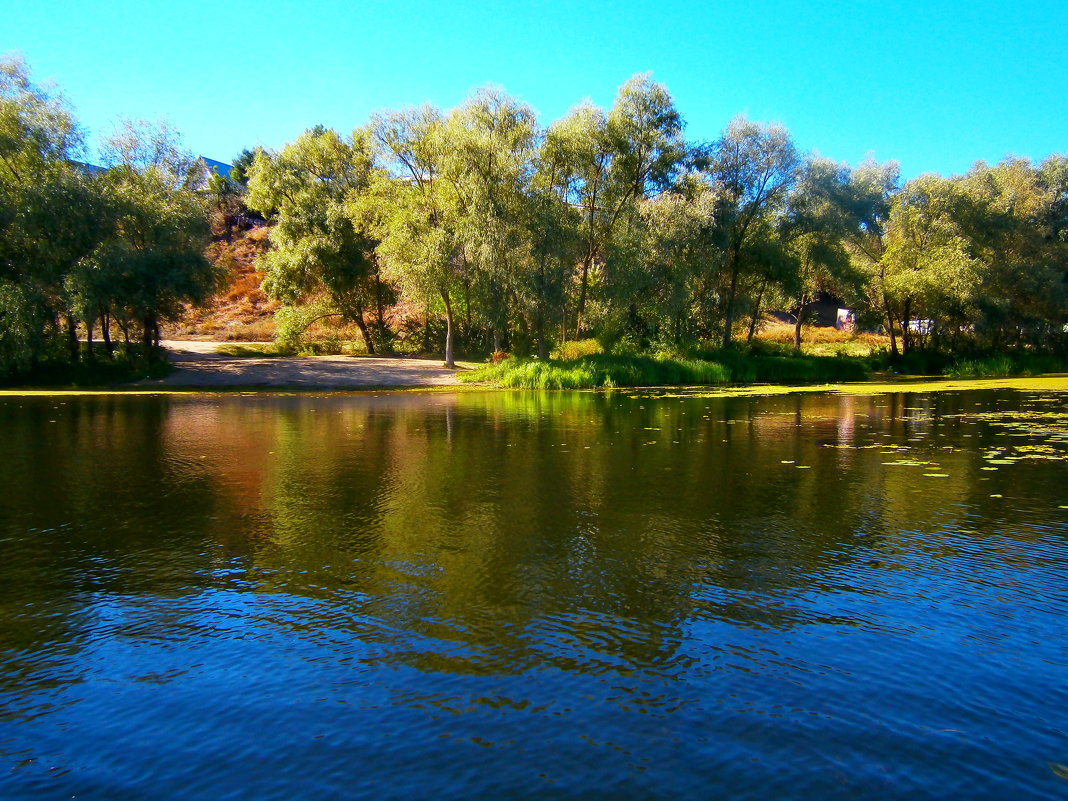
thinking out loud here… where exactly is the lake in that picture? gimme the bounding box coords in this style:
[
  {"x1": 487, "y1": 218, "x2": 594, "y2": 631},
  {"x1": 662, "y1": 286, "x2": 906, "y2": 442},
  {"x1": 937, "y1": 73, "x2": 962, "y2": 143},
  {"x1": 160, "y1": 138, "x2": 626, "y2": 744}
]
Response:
[{"x1": 1, "y1": 382, "x2": 1066, "y2": 799}]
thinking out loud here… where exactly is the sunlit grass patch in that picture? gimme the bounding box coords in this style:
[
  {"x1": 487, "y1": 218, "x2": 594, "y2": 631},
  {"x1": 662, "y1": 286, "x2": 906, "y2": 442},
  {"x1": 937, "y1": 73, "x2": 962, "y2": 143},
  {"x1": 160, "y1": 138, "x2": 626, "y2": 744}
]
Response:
[{"x1": 462, "y1": 354, "x2": 732, "y2": 389}]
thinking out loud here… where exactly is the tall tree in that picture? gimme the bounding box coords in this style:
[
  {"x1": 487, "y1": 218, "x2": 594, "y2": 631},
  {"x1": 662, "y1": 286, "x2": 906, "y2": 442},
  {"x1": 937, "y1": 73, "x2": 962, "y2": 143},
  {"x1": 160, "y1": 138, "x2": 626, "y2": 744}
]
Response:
[
  {"x1": 87, "y1": 119, "x2": 219, "y2": 350},
  {"x1": 779, "y1": 158, "x2": 859, "y2": 350},
  {"x1": 548, "y1": 74, "x2": 685, "y2": 337},
  {"x1": 0, "y1": 54, "x2": 107, "y2": 370},
  {"x1": 367, "y1": 106, "x2": 464, "y2": 367},
  {"x1": 703, "y1": 116, "x2": 800, "y2": 347},
  {"x1": 246, "y1": 126, "x2": 386, "y2": 353},
  {"x1": 444, "y1": 88, "x2": 539, "y2": 352},
  {"x1": 841, "y1": 159, "x2": 901, "y2": 353}
]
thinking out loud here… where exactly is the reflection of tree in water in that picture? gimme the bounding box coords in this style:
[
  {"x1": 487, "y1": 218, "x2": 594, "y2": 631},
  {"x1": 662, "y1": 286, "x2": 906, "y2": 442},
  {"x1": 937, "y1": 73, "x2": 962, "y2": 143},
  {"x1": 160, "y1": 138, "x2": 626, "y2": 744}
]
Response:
[
  {"x1": 2, "y1": 387, "x2": 1062, "y2": 700},
  {"x1": 241, "y1": 391, "x2": 957, "y2": 677},
  {"x1": 0, "y1": 397, "x2": 230, "y2": 716}
]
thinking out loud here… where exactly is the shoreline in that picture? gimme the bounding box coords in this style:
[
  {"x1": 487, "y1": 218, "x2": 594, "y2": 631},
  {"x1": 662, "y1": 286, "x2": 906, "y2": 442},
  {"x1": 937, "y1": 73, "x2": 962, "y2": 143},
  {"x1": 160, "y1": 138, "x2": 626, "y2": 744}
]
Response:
[{"x1": 3, "y1": 374, "x2": 1066, "y2": 399}]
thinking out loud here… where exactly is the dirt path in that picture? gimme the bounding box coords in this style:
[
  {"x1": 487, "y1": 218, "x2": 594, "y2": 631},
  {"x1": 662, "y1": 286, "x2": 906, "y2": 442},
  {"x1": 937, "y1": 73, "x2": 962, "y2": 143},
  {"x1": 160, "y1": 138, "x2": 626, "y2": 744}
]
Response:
[{"x1": 136, "y1": 341, "x2": 465, "y2": 389}]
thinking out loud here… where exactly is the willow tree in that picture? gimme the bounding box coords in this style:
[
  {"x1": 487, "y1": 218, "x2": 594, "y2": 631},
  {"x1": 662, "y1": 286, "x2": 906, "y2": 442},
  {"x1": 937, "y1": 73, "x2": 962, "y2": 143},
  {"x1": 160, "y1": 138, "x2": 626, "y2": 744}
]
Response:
[
  {"x1": 779, "y1": 158, "x2": 859, "y2": 350},
  {"x1": 879, "y1": 174, "x2": 980, "y2": 352},
  {"x1": 841, "y1": 159, "x2": 901, "y2": 353},
  {"x1": 246, "y1": 126, "x2": 387, "y2": 352},
  {"x1": 636, "y1": 177, "x2": 721, "y2": 346},
  {"x1": 87, "y1": 119, "x2": 218, "y2": 351},
  {"x1": 367, "y1": 106, "x2": 464, "y2": 368},
  {"x1": 700, "y1": 117, "x2": 801, "y2": 347},
  {"x1": 527, "y1": 139, "x2": 583, "y2": 356},
  {"x1": 547, "y1": 74, "x2": 685, "y2": 337},
  {"x1": 957, "y1": 158, "x2": 1068, "y2": 348},
  {"x1": 444, "y1": 88, "x2": 539, "y2": 352},
  {"x1": 0, "y1": 54, "x2": 111, "y2": 370}
]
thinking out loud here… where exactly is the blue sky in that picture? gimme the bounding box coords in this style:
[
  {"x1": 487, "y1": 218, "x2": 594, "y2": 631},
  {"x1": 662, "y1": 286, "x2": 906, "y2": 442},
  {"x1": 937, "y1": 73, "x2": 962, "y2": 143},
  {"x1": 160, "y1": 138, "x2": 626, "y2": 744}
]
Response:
[{"x1": 3, "y1": 0, "x2": 1064, "y2": 178}]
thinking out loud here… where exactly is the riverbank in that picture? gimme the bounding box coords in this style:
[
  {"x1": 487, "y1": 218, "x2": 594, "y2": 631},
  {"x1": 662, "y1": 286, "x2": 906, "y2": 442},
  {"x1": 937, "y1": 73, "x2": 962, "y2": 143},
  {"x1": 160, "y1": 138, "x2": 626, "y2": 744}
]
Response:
[
  {"x1": 131, "y1": 340, "x2": 468, "y2": 389},
  {"x1": 3, "y1": 340, "x2": 1066, "y2": 396}
]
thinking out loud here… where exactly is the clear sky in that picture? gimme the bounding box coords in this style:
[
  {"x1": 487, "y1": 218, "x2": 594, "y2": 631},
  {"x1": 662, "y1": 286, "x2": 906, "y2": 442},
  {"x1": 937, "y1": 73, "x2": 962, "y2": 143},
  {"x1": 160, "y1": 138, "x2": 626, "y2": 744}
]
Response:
[{"x1": 3, "y1": 0, "x2": 1064, "y2": 178}]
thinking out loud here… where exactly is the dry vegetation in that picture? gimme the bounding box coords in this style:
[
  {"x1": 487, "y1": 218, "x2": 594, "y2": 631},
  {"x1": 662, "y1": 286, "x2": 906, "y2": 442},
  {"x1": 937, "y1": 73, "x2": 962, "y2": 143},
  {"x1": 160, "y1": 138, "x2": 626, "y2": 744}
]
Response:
[
  {"x1": 166, "y1": 222, "x2": 280, "y2": 341},
  {"x1": 753, "y1": 319, "x2": 889, "y2": 357}
]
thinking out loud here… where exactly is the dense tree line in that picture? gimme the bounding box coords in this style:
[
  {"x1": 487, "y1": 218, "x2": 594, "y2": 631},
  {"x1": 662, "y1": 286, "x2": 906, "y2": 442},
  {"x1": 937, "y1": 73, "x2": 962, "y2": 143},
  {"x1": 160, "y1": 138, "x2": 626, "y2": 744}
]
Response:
[
  {"x1": 2, "y1": 53, "x2": 1065, "y2": 378},
  {"x1": 245, "y1": 77, "x2": 1067, "y2": 367},
  {"x1": 0, "y1": 56, "x2": 220, "y2": 377}
]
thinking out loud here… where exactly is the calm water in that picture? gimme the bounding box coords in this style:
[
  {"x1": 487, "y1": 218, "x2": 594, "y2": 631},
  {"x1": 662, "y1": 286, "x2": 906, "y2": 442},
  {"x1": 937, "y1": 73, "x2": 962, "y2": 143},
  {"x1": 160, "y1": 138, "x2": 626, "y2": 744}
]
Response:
[{"x1": 1, "y1": 385, "x2": 1066, "y2": 800}]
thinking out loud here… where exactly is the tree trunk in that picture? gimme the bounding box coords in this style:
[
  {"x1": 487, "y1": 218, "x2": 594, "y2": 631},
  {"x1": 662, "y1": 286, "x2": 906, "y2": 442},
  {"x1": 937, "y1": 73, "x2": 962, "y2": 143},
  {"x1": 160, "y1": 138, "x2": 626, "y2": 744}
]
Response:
[
  {"x1": 354, "y1": 307, "x2": 376, "y2": 355},
  {"x1": 100, "y1": 310, "x2": 113, "y2": 356},
  {"x1": 746, "y1": 278, "x2": 768, "y2": 345},
  {"x1": 901, "y1": 298, "x2": 912, "y2": 355},
  {"x1": 371, "y1": 255, "x2": 390, "y2": 352},
  {"x1": 85, "y1": 317, "x2": 95, "y2": 360},
  {"x1": 575, "y1": 252, "x2": 593, "y2": 338},
  {"x1": 882, "y1": 295, "x2": 898, "y2": 358},
  {"x1": 442, "y1": 290, "x2": 456, "y2": 369},
  {"x1": 66, "y1": 317, "x2": 79, "y2": 363},
  {"x1": 793, "y1": 301, "x2": 806, "y2": 352},
  {"x1": 536, "y1": 302, "x2": 548, "y2": 359},
  {"x1": 721, "y1": 246, "x2": 742, "y2": 348},
  {"x1": 142, "y1": 316, "x2": 155, "y2": 355}
]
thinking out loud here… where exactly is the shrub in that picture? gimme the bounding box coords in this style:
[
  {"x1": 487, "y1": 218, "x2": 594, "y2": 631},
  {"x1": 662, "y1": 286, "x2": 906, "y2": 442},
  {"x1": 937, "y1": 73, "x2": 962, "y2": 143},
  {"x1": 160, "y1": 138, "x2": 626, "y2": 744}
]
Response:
[
  {"x1": 550, "y1": 338, "x2": 603, "y2": 361},
  {"x1": 943, "y1": 355, "x2": 1015, "y2": 378}
]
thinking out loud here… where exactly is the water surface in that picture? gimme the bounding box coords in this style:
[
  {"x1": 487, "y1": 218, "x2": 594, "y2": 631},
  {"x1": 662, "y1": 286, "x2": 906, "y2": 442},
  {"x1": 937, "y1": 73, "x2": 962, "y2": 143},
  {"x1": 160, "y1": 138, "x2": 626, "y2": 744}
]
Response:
[{"x1": 1, "y1": 385, "x2": 1066, "y2": 799}]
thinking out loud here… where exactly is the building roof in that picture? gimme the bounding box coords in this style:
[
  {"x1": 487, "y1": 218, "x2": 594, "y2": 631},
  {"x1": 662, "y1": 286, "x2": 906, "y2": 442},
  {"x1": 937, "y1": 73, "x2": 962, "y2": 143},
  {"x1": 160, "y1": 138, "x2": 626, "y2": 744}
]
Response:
[
  {"x1": 198, "y1": 157, "x2": 233, "y2": 180},
  {"x1": 70, "y1": 160, "x2": 106, "y2": 176}
]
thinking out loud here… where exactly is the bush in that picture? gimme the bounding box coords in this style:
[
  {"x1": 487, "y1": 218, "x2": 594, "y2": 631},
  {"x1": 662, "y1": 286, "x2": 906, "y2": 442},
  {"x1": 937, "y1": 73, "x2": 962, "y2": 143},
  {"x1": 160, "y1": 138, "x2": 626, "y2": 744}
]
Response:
[
  {"x1": 550, "y1": 338, "x2": 603, "y2": 361},
  {"x1": 0, "y1": 345, "x2": 173, "y2": 387},
  {"x1": 693, "y1": 347, "x2": 868, "y2": 384},
  {"x1": 943, "y1": 355, "x2": 1015, "y2": 378},
  {"x1": 942, "y1": 353, "x2": 1068, "y2": 378}
]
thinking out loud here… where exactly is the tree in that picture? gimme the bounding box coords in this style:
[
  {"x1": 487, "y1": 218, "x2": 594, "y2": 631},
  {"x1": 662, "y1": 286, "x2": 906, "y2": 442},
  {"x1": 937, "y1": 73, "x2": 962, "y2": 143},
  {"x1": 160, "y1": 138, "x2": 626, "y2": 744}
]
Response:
[
  {"x1": 0, "y1": 54, "x2": 105, "y2": 371},
  {"x1": 443, "y1": 88, "x2": 539, "y2": 353},
  {"x1": 779, "y1": 158, "x2": 859, "y2": 351},
  {"x1": 547, "y1": 74, "x2": 685, "y2": 338},
  {"x1": 85, "y1": 120, "x2": 219, "y2": 351},
  {"x1": 956, "y1": 158, "x2": 1068, "y2": 349},
  {"x1": 635, "y1": 176, "x2": 721, "y2": 346},
  {"x1": 880, "y1": 174, "x2": 980, "y2": 352},
  {"x1": 367, "y1": 106, "x2": 464, "y2": 367},
  {"x1": 841, "y1": 159, "x2": 901, "y2": 353},
  {"x1": 702, "y1": 117, "x2": 800, "y2": 347},
  {"x1": 246, "y1": 126, "x2": 387, "y2": 353}
]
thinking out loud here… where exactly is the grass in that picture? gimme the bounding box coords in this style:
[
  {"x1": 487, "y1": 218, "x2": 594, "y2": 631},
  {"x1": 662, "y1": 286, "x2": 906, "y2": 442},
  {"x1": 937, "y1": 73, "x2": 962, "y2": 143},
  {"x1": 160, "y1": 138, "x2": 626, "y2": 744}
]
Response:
[
  {"x1": 942, "y1": 353, "x2": 1068, "y2": 378},
  {"x1": 462, "y1": 354, "x2": 732, "y2": 389}
]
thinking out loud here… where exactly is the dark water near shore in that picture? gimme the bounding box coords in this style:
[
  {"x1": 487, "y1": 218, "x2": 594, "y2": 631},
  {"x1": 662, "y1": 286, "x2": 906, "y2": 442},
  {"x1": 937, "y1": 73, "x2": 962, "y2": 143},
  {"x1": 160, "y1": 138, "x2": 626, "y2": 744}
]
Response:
[{"x1": 1, "y1": 385, "x2": 1066, "y2": 800}]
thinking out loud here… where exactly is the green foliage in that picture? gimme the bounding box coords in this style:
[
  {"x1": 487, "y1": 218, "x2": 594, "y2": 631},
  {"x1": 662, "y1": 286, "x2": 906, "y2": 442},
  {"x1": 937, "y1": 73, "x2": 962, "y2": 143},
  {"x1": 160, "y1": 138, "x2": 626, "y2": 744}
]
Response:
[
  {"x1": 1, "y1": 55, "x2": 218, "y2": 381},
  {"x1": 465, "y1": 354, "x2": 731, "y2": 389},
  {"x1": 942, "y1": 353, "x2": 1068, "y2": 378},
  {"x1": 5, "y1": 54, "x2": 1067, "y2": 387},
  {"x1": 694, "y1": 347, "x2": 869, "y2": 384},
  {"x1": 0, "y1": 280, "x2": 41, "y2": 376},
  {"x1": 0, "y1": 345, "x2": 172, "y2": 387},
  {"x1": 246, "y1": 126, "x2": 388, "y2": 354}
]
